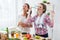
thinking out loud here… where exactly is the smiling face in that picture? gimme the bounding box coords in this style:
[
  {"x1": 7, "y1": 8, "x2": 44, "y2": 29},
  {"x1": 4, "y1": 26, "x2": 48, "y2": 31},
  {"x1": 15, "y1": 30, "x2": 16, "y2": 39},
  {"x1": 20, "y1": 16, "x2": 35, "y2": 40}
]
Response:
[
  {"x1": 23, "y1": 3, "x2": 30, "y2": 12},
  {"x1": 37, "y1": 3, "x2": 46, "y2": 15}
]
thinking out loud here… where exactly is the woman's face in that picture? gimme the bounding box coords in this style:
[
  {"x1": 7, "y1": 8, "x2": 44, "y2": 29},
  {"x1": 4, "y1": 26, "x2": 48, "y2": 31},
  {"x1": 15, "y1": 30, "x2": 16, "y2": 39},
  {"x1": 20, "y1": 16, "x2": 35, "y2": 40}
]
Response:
[
  {"x1": 23, "y1": 4, "x2": 29, "y2": 12},
  {"x1": 37, "y1": 4, "x2": 44, "y2": 14}
]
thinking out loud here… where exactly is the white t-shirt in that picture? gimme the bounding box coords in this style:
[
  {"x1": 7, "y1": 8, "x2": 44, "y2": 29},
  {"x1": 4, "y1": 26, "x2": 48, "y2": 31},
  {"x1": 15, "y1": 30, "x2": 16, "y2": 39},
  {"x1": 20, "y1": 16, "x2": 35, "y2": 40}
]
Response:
[
  {"x1": 35, "y1": 13, "x2": 46, "y2": 28},
  {"x1": 18, "y1": 15, "x2": 30, "y2": 33}
]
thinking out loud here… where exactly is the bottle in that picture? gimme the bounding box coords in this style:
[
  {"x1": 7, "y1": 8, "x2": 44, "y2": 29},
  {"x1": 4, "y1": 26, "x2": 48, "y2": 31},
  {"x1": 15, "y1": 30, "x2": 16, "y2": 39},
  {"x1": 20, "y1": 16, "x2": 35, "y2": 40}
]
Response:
[{"x1": 6, "y1": 27, "x2": 9, "y2": 39}]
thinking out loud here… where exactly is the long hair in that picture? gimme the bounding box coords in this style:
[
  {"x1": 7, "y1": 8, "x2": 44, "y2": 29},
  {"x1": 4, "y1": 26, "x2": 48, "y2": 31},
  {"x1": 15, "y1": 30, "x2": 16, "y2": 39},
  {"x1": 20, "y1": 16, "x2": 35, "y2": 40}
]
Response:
[{"x1": 40, "y1": 3, "x2": 46, "y2": 13}]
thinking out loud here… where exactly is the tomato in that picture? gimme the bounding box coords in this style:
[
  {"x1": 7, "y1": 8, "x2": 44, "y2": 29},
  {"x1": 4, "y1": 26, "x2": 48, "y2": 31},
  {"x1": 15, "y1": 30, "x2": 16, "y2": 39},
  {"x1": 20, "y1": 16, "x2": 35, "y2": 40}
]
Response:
[{"x1": 25, "y1": 34, "x2": 31, "y2": 39}]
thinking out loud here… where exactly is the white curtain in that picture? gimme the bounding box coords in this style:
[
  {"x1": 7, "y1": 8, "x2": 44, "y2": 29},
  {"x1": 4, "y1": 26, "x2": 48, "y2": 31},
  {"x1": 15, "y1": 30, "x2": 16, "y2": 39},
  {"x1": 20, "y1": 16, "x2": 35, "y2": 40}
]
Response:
[{"x1": 0, "y1": 0, "x2": 16, "y2": 31}]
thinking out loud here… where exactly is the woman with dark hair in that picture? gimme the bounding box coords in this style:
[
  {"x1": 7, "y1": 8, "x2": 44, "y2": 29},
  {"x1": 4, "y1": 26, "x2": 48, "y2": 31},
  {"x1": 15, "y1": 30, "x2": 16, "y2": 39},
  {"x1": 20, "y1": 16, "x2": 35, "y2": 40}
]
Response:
[
  {"x1": 28, "y1": 3, "x2": 54, "y2": 38},
  {"x1": 18, "y1": 3, "x2": 32, "y2": 34}
]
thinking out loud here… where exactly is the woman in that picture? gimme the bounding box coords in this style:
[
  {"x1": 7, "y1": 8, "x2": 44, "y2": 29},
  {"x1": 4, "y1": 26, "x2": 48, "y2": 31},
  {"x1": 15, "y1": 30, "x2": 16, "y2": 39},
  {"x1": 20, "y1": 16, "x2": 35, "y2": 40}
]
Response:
[
  {"x1": 18, "y1": 3, "x2": 32, "y2": 34},
  {"x1": 28, "y1": 3, "x2": 54, "y2": 38}
]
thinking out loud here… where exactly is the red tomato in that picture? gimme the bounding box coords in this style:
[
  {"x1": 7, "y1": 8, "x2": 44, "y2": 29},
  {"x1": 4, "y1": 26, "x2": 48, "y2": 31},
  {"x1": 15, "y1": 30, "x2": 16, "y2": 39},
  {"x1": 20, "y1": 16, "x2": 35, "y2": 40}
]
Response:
[{"x1": 25, "y1": 34, "x2": 31, "y2": 39}]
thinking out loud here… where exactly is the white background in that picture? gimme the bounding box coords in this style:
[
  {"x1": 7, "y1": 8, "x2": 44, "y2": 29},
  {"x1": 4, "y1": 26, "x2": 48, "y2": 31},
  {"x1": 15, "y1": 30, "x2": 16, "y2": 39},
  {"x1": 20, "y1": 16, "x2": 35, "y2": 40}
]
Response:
[{"x1": 0, "y1": 0, "x2": 60, "y2": 40}]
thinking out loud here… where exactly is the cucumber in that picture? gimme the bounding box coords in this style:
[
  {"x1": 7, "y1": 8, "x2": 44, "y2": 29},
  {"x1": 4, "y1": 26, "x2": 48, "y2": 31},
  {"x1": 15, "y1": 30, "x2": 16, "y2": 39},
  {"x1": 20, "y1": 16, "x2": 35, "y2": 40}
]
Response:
[
  {"x1": 35, "y1": 36, "x2": 40, "y2": 39},
  {"x1": 23, "y1": 37, "x2": 28, "y2": 40}
]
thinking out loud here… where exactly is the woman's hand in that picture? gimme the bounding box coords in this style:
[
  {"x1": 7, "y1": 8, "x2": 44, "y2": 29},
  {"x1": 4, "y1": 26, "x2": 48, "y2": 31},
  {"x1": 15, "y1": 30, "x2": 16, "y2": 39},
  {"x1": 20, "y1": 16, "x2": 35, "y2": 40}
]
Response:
[
  {"x1": 18, "y1": 22, "x2": 28, "y2": 28},
  {"x1": 18, "y1": 21, "x2": 32, "y2": 28},
  {"x1": 27, "y1": 23, "x2": 32, "y2": 28},
  {"x1": 50, "y1": 11, "x2": 55, "y2": 27},
  {"x1": 51, "y1": 11, "x2": 55, "y2": 20}
]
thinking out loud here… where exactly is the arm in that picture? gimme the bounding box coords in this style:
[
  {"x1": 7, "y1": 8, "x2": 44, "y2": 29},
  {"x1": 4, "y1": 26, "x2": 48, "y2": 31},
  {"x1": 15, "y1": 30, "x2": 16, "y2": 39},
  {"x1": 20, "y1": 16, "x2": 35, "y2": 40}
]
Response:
[
  {"x1": 44, "y1": 15, "x2": 54, "y2": 28},
  {"x1": 18, "y1": 22, "x2": 28, "y2": 27},
  {"x1": 25, "y1": 15, "x2": 37, "y2": 27},
  {"x1": 18, "y1": 21, "x2": 32, "y2": 28},
  {"x1": 27, "y1": 23, "x2": 32, "y2": 27},
  {"x1": 27, "y1": 15, "x2": 37, "y2": 23}
]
